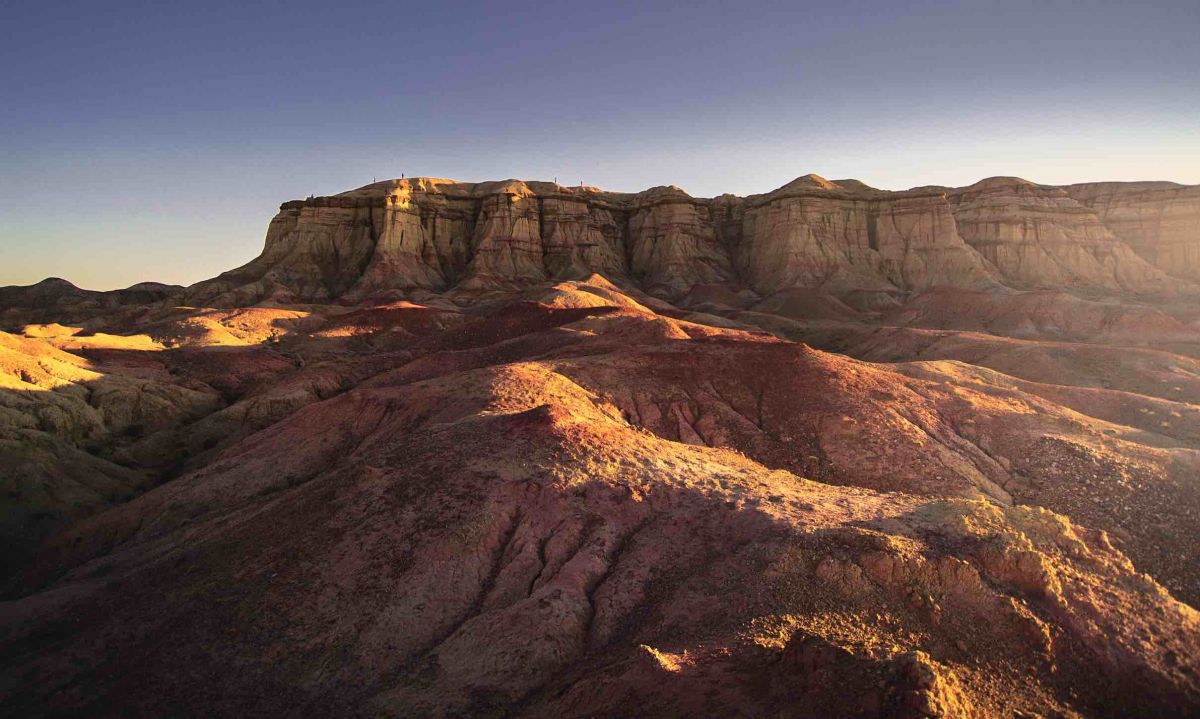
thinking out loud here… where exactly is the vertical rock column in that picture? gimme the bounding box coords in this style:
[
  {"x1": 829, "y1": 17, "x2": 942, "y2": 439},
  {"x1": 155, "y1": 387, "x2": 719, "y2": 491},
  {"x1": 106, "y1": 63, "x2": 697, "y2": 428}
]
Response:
[
  {"x1": 539, "y1": 196, "x2": 629, "y2": 281},
  {"x1": 458, "y1": 183, "x2": 547, "y2": 291},
  {"x1": 868, "y1": 193, "x2": 998, "y2": 291},
  {"x1": 734, "y1": 193, "x2": 885, "y2": 295},
  {"x1": 344, "y1": 191, "x2": 446, "y2": 298},
  {"x1": 627, "y1": 186, "x2": 736, "y2": 298}
]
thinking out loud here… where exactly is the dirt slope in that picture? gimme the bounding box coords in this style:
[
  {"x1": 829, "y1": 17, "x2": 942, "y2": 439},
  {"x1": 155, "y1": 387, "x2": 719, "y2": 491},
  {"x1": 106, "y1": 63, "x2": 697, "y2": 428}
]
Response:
[{"x1": 2, "y1": 277, "x2": 1199, "y2": 718}]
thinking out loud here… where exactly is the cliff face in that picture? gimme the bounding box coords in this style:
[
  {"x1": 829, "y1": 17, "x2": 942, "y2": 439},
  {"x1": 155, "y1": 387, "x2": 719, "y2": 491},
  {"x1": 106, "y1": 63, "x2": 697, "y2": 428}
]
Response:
[
  {"x1": 196, "y1": 200, "x2": 380, "y2": 304},
  {"x1": 732, "y1": 176, "x2": 998, "y2": 296},
  {"x1": 947, "y1": 177, "x2": 1177, "y2": 293},
  {"x1": 627, "y1": 186, "x2": 736, "y2": 295},
  {"x1": 186, "y1": 174, "x2": 1198, "y2": 305},
  {"x1": 1064, "y1": 181, "x2": 1200, "y2": 283}
]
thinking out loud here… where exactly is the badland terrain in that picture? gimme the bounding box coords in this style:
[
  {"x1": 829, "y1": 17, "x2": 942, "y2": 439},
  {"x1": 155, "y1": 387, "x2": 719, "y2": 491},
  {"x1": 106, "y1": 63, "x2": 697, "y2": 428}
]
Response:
[{"x1": 2, "y1": 174, "x2": 1200, "y2": 717}]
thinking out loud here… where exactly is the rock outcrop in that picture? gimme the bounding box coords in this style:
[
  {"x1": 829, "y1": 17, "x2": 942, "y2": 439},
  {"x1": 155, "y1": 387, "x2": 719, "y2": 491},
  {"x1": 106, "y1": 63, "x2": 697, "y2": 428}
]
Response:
[
  {"x1": 196, "y1": 197, "x2": 382, "y2": 304},
  {"x1": 732, "y1": 175, "x2": 998, "y2": 296},
  {"x1": 1064, "y1": 181, "x2": 1200, "y2": 282},
  {"x1": 7, "y1": 170, "x2": 1200, "y2": 717},
  {"x1": 946, "y1": 177, "x2": 1179, "y2": 293},
  {"x1": 628, "y1": 185, "x2": 736, "y2": 295},
  {"x1": 187, "y1": 172, "x2": 1200, "y2": 307}
]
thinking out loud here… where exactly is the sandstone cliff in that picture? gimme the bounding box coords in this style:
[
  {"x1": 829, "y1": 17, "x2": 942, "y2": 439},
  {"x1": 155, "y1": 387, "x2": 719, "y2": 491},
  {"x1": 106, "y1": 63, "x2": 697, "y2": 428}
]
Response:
[
  {"x1": 185, "y1": 174, "x2": 1198, "y2": 306},
  {"x1": 732, "y1": 175, "x2": 999, "y2": 296},
  {"x1": 946, "y1": 177, "x2": 1179, "y2": 293},
  {"x1": 1064, "y1": 181, "x2": 1200, "y2": 283}
]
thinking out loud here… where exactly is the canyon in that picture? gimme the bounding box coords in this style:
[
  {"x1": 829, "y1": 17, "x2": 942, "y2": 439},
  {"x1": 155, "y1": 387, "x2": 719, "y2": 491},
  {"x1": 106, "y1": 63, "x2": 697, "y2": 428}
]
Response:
[{"x1": 2, "y1": 173, "x2": 1200, "y2": 718}]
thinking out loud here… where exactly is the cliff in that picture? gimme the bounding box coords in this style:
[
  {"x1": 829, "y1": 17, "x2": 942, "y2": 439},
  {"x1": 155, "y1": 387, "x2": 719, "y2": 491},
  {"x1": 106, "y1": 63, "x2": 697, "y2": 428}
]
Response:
[
  {"x1": 731, "y1": 175, "x2": 999, "y2": 296},
  {"x1": 1064, "y1": 181, "x2": 1200, "y2": 283},
  {"x1": 947, "y1": 177, "x2": 1179, "y2": 292},
  {"x1": 186, "y1": 174, "x2": 1198, "y2": 305}
]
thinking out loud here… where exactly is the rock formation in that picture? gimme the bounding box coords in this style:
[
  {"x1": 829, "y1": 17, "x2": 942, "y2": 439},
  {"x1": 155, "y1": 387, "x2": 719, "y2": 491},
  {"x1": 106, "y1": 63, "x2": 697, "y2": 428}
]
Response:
[
  {"x1": 946, "y1": 177, "x2": 1178, "y2": 292},
  {"x1": 185, "y1": 174, "x2": 1198, "y2": 308},
  {"x1": 731, "y1": 175, "x2": 999, "y2": 297},
  {"x1": 1064, "y1": 181, "x2": 1200, "y2": 282}
]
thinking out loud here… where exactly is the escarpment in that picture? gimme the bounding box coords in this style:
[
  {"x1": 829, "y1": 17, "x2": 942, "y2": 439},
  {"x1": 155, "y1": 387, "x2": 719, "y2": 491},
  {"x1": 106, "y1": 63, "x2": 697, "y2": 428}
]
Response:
[
  {"x1": 946, "y1": 177, "x2": 1180, "y2": 293},
  {"x1": 1064, "y1": 181, "x2": 1200, "y2": 282},
  {"x1": 187, "y1": 174, "x2": 1198, "y2": 306},
  {"x1": 627, "y1": 185, "x2": 736, "y2": 295},
  {"x1": 731, "y1": 176, "x2": 1000, "y2": 296},
  {"x1": 194, "y1": 198, "x2": 381, "y2": 304}
]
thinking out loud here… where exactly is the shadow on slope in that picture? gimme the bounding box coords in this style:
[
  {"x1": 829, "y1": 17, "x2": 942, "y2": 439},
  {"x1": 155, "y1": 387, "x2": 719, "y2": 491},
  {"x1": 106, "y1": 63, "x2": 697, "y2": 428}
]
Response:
[{"x1": 2, "y1": 362, "x2": 1197, "y2": 718}]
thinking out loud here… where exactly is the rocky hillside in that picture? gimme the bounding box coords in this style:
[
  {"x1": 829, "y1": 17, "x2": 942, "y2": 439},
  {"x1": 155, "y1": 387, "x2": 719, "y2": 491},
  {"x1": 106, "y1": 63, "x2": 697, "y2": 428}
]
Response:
[{"x1": 188, "y1": 174, "x2": 1197, "y2": 306}]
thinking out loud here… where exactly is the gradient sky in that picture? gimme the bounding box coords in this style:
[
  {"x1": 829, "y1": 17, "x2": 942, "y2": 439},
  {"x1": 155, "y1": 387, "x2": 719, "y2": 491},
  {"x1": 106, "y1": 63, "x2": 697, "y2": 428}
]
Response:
[{"x1": 2, "y1": 0, "x2": 1198, "y2": 290}]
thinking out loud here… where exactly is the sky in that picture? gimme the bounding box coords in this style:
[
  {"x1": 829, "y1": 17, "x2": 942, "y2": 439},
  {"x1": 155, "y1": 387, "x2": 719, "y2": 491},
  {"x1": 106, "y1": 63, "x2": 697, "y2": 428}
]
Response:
[{"x1": 1, "y1": 0, "x2": 1198, "y2": 290}]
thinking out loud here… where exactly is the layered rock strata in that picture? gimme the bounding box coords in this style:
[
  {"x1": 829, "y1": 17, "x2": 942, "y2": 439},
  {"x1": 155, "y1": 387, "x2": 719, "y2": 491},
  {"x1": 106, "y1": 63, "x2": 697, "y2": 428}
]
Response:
[
  {"x1": 946, "y1": 177, "x2": 1178, "y2": 292},
  {"x1": 731, "y1": 175, "x2": 999, "y2": 295},
  {"x1": 187, "y1": 174, "x2": 1199, "y2": 305},
  {"x1": 1064, "y1": 181, "x2": 1200, "y2": 282}
]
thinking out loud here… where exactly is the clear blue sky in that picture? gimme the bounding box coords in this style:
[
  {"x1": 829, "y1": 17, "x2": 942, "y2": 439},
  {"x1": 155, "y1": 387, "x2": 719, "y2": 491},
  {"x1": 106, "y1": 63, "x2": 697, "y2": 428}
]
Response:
[{"x1": 2, "y1": 0, "x2": 1197, "y2": 289}]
